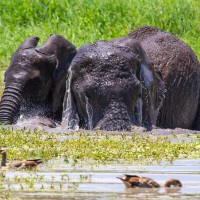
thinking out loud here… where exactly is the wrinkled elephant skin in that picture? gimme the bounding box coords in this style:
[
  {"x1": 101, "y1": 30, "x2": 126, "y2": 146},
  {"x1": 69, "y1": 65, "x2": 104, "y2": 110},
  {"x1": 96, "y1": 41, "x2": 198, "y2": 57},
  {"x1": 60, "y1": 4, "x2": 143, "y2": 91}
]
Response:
[
  {"x1": 62, "y1": 37, "x2": 164, "y2": 131},
  {"x1": 128, "y1": 26, "x2": 200, "y2": 129}
]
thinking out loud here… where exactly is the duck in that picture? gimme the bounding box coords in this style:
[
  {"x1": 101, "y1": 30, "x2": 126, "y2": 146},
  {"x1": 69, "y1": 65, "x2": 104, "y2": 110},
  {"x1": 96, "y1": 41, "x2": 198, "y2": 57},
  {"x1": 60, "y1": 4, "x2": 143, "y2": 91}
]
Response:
[
  {"x1": 117, "y1": 174, "x2": 182, "y2": 188},
  {"x1": 0, "y1": 150, "x2": 42, "y2": 169}
]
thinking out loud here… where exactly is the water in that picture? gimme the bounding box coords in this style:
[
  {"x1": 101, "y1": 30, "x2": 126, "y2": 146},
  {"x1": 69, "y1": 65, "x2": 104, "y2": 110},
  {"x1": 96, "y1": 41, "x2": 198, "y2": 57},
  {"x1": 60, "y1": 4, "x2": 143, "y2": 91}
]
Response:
[
  {"x1": 1, "y1": 125, "x2": 200, "y2": 199},
  {"x1": 85, "y1": 95, "x2": 93, "y2": 130},
  {"x1": 1, "y1": 159, "x2": 200, "y2": 199},
  {"x1": 61, "y1": 67, "x2": 79, "y2": 130}
]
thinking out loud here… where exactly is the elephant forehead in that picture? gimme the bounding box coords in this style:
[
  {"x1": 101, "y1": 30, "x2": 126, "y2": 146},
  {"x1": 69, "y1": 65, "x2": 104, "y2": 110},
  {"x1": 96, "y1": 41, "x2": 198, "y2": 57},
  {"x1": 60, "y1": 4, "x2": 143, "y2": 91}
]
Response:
[
  {"x1": 71, "y1": 57, "x2": 136, "y2": 82},
  {"x1": 10, "y1": 50, "x2": 40, "y2": 66},
  {"x1": 9, "y1": 50, "x2": 54, "y2": 69},
  {"x1": 71, "y1": 45, "x2": 137, "y2": 77},
  {"x1": 73, "y1": 74, "x2": 140, "y2": 97},
  {"x1": 71, "y1": 63, "x2": 140, "y2": 95},
  {"x1": 75, "y1": 41, "x2": 134, "y2": 63}
]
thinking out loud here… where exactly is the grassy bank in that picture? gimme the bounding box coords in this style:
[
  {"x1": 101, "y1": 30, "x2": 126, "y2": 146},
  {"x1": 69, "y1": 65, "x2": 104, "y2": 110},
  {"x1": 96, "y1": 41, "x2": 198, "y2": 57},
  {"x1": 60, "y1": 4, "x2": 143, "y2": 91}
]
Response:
[{"x1": 0, "y1": 0, "x2": 200, "y2": 74}]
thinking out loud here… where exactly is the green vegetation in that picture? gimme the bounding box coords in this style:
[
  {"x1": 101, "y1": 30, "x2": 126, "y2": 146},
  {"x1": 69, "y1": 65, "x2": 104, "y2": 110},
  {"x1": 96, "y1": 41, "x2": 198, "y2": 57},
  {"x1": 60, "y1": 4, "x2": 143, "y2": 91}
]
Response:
[
  {"x1": 0, "y1": 127, "x2": 200, "y2": 165},
  {"x1": 0, "y1": 171, "x2": 80, "y2": 193},
  {"x1": 0, "y1": 0, "x2": 200, "y2": 74}
]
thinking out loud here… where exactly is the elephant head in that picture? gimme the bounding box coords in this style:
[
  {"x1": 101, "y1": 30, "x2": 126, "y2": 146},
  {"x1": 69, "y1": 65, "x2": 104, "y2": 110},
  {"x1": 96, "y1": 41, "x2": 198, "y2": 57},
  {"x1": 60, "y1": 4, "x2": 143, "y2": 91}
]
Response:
[
  {"x1": 62, "y1": 37, "x2": 164, "y2": 131},
  {"x1": 0, "y1": 34, "x2": 76, "y2": 124}
]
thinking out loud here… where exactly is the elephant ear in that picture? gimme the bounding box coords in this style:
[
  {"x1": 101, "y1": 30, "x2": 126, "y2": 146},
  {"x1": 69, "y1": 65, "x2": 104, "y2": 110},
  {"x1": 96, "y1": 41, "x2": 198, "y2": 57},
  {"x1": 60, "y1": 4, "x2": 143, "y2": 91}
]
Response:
[
  {"x1": 140, "y1": 59, "x2": 165, "y2": 128},
  {"x1": 128, "y1": 40, "x2": 165, "y2": 129},
  {"x1": 17, "y1": 36, "x2": 40, "y2": 51},
  {"x1": 35, "y1": 34, "x2": 77, "y2": 122},
  {"x1": 35, "y1": 34, "x2": 77, "y2": 82},
  {"x1": 50, "y1": 35, "x2": 77, "y2": 121}
]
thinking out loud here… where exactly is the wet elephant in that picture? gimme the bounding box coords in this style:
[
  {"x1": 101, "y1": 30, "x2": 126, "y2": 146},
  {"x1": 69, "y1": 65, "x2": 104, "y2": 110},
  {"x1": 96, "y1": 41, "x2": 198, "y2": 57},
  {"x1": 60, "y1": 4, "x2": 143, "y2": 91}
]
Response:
[
  {"x1": 62, "y1": 26, "x2": 200, "y2": 131},
  {"x1": 128, "y1": 26, "x2": 200, "y2": 130},
  {"x1": 62, "y1": 38, "x2": 165, "y2": 131},
  {"x1": 0, "y1": 34, "x2": 77, "y2": 124}
]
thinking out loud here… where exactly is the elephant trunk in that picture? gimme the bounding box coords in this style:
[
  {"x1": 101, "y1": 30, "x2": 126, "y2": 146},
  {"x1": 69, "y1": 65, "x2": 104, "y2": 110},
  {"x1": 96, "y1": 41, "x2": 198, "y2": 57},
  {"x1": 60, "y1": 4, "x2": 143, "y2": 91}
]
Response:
[
  {"x1": 96, "y1": 100, "x2": 132, "y2": 131},
  {"x1": 0, "y1": 84, "x2": 23, "y2": 124}
]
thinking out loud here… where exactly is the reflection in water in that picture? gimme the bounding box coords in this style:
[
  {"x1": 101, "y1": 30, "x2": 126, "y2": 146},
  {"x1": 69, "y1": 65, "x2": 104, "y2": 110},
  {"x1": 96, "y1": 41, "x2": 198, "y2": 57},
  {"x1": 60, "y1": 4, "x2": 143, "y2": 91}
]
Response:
[
  {"x1": 164, "y1": 187, "x2": 182, "y2": 194},
  {"x1": 0, "y1": 159, "x2": 200, "y2": 199}
]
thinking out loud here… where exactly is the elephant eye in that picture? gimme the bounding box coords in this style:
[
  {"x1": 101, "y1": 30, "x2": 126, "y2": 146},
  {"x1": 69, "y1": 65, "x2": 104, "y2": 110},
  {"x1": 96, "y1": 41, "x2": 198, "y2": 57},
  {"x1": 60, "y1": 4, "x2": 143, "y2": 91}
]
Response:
[{"x1": 27, "y1": 77, "x2": 41, "y2": 89}]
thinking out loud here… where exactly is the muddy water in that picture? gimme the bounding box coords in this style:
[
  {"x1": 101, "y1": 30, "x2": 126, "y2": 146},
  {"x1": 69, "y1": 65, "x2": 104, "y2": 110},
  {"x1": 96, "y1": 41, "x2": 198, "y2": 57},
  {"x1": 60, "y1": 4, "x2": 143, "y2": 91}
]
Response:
[{"x1": 0, "y1": 159, "x2": 199, "y2": 199}]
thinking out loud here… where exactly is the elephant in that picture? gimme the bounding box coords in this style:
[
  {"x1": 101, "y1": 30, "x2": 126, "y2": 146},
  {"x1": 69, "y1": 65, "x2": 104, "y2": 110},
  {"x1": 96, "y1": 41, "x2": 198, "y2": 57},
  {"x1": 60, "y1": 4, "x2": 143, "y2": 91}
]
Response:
[
  {"x1": 62, "y1": 32, "x2": 165, "y2": 131},
  {"x1": 0, "y1": 34, "x2": 77, "y2": 125},
  {"x1": 62, "y1": 26, "x2": 200, "y2": 131},
  {"x1": 128, "y1": 26, "x2": 200, "y2": 130}
]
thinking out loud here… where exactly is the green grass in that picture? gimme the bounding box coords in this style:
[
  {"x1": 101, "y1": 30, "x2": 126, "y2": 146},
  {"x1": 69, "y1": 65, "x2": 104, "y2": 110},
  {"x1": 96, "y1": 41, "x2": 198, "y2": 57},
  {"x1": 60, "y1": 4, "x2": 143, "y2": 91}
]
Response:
[
  {"x1": 0, "y1": 0, "x2": 200, "y2": 74},
  {"x1": 0, "y1": 127, "x2": 200, "y2": 165}
]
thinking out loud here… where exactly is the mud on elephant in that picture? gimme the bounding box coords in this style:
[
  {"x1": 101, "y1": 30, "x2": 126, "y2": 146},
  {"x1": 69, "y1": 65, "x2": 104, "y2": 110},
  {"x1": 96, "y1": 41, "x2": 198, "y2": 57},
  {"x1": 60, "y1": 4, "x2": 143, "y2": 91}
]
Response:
[
  {"x1": 62, "y1": 26, "x2": 200, "y2": 131},
  {"x1": 0, "y1": 34, "x2": 76, "y2": 125}
]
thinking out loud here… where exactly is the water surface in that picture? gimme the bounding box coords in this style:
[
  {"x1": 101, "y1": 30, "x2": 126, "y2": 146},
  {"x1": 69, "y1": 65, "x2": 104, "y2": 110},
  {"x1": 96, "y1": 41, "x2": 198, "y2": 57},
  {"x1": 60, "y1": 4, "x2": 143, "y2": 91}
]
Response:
[{"x1": 1, "y1": 159, "x2": 200, "y2": 199}]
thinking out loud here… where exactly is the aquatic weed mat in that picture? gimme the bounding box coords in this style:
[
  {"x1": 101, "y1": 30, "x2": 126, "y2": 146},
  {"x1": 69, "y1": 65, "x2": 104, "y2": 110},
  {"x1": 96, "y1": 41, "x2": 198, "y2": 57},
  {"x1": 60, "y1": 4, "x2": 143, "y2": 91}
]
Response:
[{"x1": 0, "y1": 126, "x2": 200, "y2": 166}]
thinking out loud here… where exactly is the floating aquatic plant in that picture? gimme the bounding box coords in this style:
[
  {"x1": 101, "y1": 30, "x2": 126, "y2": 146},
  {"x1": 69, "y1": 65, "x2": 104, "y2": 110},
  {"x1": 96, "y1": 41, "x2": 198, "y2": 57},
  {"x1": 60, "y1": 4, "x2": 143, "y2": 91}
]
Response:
[{"x1": 0, "y1": 127, "x2": 199, "y2": 165}]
